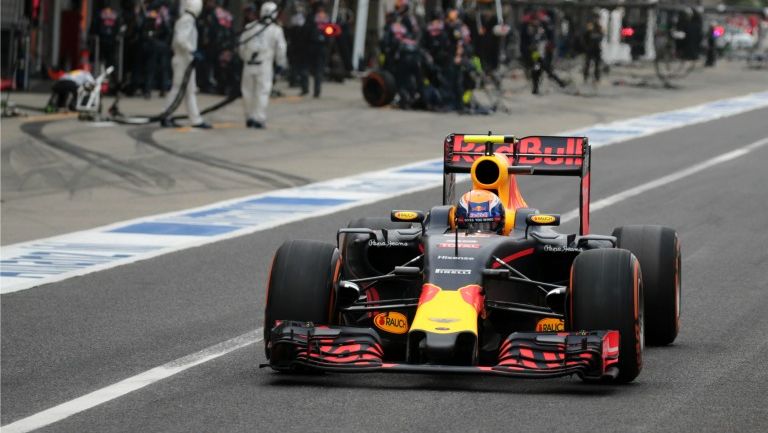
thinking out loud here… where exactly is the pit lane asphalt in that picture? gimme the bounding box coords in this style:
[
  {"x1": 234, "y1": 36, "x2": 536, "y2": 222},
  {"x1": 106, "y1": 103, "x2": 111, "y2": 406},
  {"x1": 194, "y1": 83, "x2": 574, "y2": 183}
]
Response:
[{"x1": 2, "y1": 107, "x2": 768, "y2": 432}]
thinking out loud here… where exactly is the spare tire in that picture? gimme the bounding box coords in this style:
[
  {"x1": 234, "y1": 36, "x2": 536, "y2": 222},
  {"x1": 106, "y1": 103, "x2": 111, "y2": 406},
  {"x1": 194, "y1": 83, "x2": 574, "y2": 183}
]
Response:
[{"x1": 362, "y1": 70, "x2": 397, "y2": 107}]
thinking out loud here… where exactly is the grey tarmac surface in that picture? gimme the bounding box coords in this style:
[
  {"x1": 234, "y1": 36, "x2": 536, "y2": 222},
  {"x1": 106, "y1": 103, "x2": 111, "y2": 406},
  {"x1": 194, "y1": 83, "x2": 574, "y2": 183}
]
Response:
[
  {"x1": 2, "y1": 61, "x2": 767, "y2": 244},
  {"x1": 2, "y1": 106, "x2": 768, "y2": 432}
]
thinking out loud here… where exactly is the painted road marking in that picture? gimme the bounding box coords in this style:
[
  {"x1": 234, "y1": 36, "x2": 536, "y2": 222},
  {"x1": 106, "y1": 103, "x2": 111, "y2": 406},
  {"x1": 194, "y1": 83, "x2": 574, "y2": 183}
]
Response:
[
  {"x1": 4, "y1": 135, "x2": 768, "y2": 432},
  {"x1": 0, "y1": 330, "x2": 263, "y2": 433},
  {"x1": 2, "y1": 90, "x2": 768, "y2": 294},
  {"x1": 560, "y1": 136, "x2": 768, "y2": 223}
]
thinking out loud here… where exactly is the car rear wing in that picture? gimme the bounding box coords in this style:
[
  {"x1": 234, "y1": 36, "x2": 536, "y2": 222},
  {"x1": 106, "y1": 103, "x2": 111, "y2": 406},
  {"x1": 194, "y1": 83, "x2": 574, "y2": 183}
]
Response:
[{"x1": 443, "y1": 133, "x2": 592, "y2": 235}]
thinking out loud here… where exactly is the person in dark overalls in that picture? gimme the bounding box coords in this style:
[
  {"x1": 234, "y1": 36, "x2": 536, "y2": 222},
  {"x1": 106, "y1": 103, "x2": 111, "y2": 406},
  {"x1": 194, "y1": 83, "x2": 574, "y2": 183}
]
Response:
[
  {"x1": 519, "y1": 11, "x2": 566, "y2": 95},
  {"x1": 582, "y1": 13, "x2": 603, "y2": 84},
  {"x1": 705, "y1": 21, "x2": 717, "y2": 67},
  {"x1": 212, "y1": 0, "x2": 236, "y2": 95},
  {"x1": 140, "y1": 0, "x2": 172, "y2": 98},
  {"x1": 197, "y1": 0, "x2": 218, "y2": 93},
  {"x1": 300, "y1": 1, "x2": 330, "y2": 98},
  {"x1": 92, "y1": 0, "x2": 121, "y2": 72},
  {"x1": 125, "y1": 0, "x2": 145, "y2": 95},
  {"x1": 381, "y1": 0, "x2": 422, "y2": 108},
  {"x1": 286, "y1": 3, "x2": 307, "y2": 87},
  {"x1": 444, "y1": 8, "x2": 470, "y2": 110},
  {"x1": 422, "y1": 9, "x2": 451, "y2": 109}
]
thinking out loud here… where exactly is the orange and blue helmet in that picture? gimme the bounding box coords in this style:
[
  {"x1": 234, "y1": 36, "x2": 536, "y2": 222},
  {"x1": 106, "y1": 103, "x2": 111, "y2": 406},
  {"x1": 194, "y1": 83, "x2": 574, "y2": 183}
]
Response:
[{"x1": 455, "y1": 189, "x2": 505, "y2": 233}]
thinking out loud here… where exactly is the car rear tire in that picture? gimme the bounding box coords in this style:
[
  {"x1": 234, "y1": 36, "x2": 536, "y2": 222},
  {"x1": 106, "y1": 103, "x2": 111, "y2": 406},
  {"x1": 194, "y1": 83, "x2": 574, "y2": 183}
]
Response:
[
  {"x1": 613, "y1": 225, "x2": 680, "y2": 346},
  {"x1": 362, "y1": 70, "x2": 397, "y2": 107},
  {"x1": 264, "y1": 240, "x2": 341, "y2": 358},
  {"x1": 569, "y1": 249, "x2": 643, "y2": 383}
]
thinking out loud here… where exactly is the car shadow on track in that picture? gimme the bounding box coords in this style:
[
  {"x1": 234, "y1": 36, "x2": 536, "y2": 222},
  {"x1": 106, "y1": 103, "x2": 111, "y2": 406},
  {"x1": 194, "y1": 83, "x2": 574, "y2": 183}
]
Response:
[{"x1": 259, "y1": 372, "x2": 632, "y2": 397}]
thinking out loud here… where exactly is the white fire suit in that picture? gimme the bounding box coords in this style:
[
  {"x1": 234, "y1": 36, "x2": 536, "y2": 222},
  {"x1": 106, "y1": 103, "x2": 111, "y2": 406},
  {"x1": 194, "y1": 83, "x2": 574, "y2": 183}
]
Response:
[
  {"x1": 238, "y1": 2, "x2": 287, "y2": 125},
  {"x1": 164, "y1": 0, "x2": 204, "y2": 125}
]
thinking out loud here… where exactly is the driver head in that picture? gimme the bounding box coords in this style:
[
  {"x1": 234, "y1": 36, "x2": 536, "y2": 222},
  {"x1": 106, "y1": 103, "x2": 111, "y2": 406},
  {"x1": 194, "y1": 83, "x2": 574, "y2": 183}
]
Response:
[{"x1": 455, "y1": 189, "x2": 505, "y2": 234}]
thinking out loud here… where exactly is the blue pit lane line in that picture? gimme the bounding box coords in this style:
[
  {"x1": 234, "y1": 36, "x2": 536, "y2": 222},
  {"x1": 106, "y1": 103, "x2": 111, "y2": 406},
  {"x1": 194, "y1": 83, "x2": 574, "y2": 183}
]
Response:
[{"x1": 2, "y1": 90, "x2": 767, "y2": 294}]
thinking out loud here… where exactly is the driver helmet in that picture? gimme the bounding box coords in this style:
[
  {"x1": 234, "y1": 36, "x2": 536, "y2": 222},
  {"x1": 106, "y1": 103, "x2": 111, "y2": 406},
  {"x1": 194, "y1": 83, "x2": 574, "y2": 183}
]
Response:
[{"x1": 455, "y1": 189, "x2": 505, "y2": 233}]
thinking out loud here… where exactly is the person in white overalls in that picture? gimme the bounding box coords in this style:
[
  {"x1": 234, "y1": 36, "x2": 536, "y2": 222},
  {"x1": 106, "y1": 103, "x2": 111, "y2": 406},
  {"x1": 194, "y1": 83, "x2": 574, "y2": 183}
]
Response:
[
  {"x1": 238, "y1": 1, "x2": 287, "y2": 129},
  {"x1": 161, "y1": 0, "x2": 211, "y2": 128}
]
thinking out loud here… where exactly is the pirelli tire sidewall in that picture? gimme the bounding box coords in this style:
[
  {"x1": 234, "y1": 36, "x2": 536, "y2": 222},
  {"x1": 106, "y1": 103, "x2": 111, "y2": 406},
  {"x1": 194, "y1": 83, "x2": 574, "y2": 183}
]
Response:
[
  {"x1": 613, "y1": 225, "x2": 681, "y2": 346},
  {"x1": 362, "y1": 70, "x2": 397, "y2": 107},
  {"x1": 264, "y1": 240, "x2": 341, "y2": 358},
  {"x1": 569, "y1": 248, "x2": 644, "y2": 383}
]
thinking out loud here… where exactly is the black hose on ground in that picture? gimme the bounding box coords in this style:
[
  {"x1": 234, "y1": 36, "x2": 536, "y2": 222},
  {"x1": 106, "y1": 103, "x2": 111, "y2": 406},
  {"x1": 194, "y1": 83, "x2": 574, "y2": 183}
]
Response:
[
  {"x1": 108, "y1": 0, "x2": 287, "y2": 126},
  {"x1": 108, "y1": 57, "x2": 198, "y2": 124}
]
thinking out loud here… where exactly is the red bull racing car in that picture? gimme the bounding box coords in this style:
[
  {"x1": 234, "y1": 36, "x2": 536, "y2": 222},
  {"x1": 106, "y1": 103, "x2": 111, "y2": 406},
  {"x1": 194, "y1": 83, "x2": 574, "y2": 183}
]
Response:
[{"x1": 263, "y1": 134, "x2": 681, "y2": 383}]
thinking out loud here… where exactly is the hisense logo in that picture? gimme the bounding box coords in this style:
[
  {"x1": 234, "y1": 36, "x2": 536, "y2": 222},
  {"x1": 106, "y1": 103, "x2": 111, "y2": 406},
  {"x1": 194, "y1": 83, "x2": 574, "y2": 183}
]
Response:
[{"x1": 437, "y1": 256, "x2": 475, "y2": 261}]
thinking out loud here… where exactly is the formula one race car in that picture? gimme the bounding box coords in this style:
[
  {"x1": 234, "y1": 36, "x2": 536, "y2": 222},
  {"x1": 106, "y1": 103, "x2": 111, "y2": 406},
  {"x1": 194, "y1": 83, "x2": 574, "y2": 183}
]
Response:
[{"x1": 263, "y1": 134, "x2": 681, "y2": 383}]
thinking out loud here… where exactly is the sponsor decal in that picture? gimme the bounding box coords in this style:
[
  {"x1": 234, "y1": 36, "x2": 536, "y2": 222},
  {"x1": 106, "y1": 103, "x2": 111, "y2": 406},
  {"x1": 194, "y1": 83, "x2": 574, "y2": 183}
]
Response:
[
  {"x1": 542, "y1": 245, "x2": 582, "y2": 253},
  {"x1": 368, "y1": 240, "x2": 408, "y2": 247},
  {"x1": 393, "y1": 211, "x2": 419, "y2": 221},
  {"x1": 517, "y1": 137, "x2": 583, "y2": 166},
  {"x1": 468, "y1": 212, "x2": 490, "y2": 218},
  {"x1": 450, "y1": 137, "x2": 583, "y2": 166},
  {"x1": 451, "y1": 141, "x2": 514, "y2": 163},
  {"x1": 530, "y1": 214, "x2": 557, "y2": 224},
  {"x1": 463, "y1": 216, "x2": 496, "y2": 222},
  {"x1": 374, "y1": 312, "x2": 409, "y2": 334},
  {"x1": 435, "y1": 268, "x2": 472, "y2": 275},
  {"x1": 536, "y1": 317, "x2": 565, "y2": 332},
  {"x1": 438, "y1": 242, "x2": 481, "y2": 249},
  {"x1": 442, "y1": 234, "x2": 489, "y2": 238},
  {"x1": 437, "y1": 255, "x2": 475, "y2": 261}
]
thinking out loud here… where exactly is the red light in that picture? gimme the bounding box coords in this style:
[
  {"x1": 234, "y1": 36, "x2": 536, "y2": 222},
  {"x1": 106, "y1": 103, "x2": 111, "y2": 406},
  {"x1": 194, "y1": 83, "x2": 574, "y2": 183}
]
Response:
[
  {"x1": 320, "y1": 23, "x2": 341, "y2": 38},
  {"x1": 621, "y1": 27, "x2": 635, "y2": 38},
  {"x1": 32, "y1": 0, "x2": 41, "y2": 20},
  {"x1": 713, "y1": 26, "x2": 725, "y2": 37}
]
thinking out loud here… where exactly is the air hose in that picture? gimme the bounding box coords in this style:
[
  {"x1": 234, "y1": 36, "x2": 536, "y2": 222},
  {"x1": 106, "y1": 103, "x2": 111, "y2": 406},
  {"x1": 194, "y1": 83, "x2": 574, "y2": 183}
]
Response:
[{"x1": 108, "y1": 0, "x2": 287, "y2": 125}]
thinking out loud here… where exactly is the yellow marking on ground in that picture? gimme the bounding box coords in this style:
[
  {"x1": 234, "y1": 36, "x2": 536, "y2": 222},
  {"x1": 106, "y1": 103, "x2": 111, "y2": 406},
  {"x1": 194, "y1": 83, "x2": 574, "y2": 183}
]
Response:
[
  {"x1": 211, "y1": 122, "x2": 238, "y2": 129},
  {"x1": 21, "y1": 112, "x2": 77, "y2": 123}
]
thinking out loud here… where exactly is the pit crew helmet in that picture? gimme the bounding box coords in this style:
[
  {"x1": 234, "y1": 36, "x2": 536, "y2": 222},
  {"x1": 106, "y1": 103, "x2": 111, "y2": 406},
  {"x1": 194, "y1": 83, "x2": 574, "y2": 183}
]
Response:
[{"x1": 455, "y1": 189, "x2": 505, "y2": 233}]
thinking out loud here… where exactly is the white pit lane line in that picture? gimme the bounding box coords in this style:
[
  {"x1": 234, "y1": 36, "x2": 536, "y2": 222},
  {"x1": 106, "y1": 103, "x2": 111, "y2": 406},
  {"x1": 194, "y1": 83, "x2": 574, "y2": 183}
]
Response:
[
  {"x1": 2, "y1": 90, "x2": 768, "y2": 294},
  {"x1": 1, "y1": 329, "x2": 264, "y2": 433},
  {"x1": 4, "y1": 135, "x2": 768, "y2": 433}
]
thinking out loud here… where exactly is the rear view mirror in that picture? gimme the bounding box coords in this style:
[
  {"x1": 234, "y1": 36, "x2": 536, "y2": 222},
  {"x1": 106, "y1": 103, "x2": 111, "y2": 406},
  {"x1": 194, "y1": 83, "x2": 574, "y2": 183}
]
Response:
[
  {"x1": 391, "y1": 210, "x2": 425, "y2": 223},
  {"x1": 337, "y1": 281, "x2": 361, "y2": 308},
  {"x1": 526, "y1": 214, "x2": 561, "y2": 226}
]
